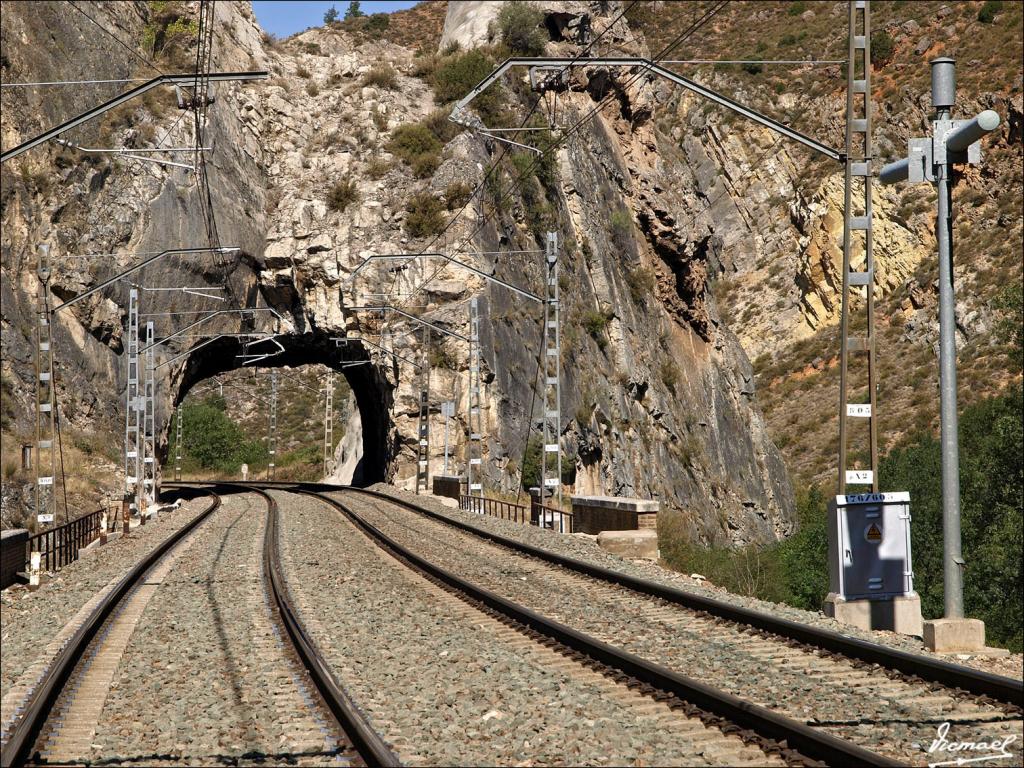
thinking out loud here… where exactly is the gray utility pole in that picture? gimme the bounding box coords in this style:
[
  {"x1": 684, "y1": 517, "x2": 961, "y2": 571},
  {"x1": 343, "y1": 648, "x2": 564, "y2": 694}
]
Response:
[
  {"x1": 267, "y1": 369, "x2": 278, "y2": 480},
  {"x1": 174, "y1": 403, "x2": 183, "y2": 481},
  {"x1": 417, "y1": 324, "x2": 431, "y2": 494},
  {"x1": 143, "y1": 321, "x2": 156, "y2": 508},
  {"x1": 467, "y1": 297, "x2": 483, "y2": 500},
  {"x1": 323, "y1": 371, "x2": 334, "y2": 478},
  {"x1": 837, "y1": 0, "x2": 878, "y2": 493},
  {"x1": 124, "y1": 288, "x2": 141, "y2": 520},
  {"x1": 879, "y1": 58, "x2": 1001, "y2": 620},
  {"x1": 540, "y1": 232, "x2": 563, "y2": 512},
  {"x1": 33, "y1": 245, "x2": 57, "y2": 528},
  {"x1": 441, "y1": 400, "x2": 455, "y2": 474}
]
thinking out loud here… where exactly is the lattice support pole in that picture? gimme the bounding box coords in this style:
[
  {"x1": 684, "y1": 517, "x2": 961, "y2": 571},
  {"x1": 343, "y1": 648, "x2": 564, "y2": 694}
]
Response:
[
  {"x1": 267, "y1": 369, "x2": 278, "y2": 480},
  {"x1": 467, "y1": 298, "x2": 483, "y2": 501},
  {"x1": 174, "y1": 403, "x2": 183, "y2": 481},
  {"x1": 416, "y1": 325, "x2": 431, "y2": 494},
  {"x1": 323, "y1": 371, "x2": 334, "y2": 478},
  {"x1": 124, "y1": 288, "x2": 141, "y2": 522},
  {"x1": 33, "y1": 245, "x2": 57, "y2": 531},
  {"x1": 836, "y1": 0, "x2": 878, "y2": 494},
  {"x1": 142, "y1": 321, "x2": 156, "y2": 512},
  {"x1": 540, "y1": 232, "x2": 563, "y2": 516}
]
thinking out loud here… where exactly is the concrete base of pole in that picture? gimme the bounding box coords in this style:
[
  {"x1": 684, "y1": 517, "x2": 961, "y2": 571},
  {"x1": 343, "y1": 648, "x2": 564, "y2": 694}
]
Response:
[
  {"x1": 823, "y1": 592, "x2": 924, "y2": 637},
  {"x1": 923, "y1": 617, "x2": 987, "y2": 652}
]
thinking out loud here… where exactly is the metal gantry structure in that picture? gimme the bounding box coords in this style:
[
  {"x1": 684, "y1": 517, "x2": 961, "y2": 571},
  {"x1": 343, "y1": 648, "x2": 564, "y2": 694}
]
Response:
[
  {"x1": 540, "y1": 232, "x2": 563, "y2": 510},
  {"x1": 837, "y1": 0, "x2": 878, "y2": 493},
  {"x1": 123, "y1": 288, "x2": 142, "y2": 518},
  {"x1": 267, "y1": 369, "x2": 278, "y2": 480},
  {"x1": 467, "y1": 298, "x2": 483, "y2": 500},
  {"x1": 33, "y1": 245, "x2": 57, "y2": 528},
  {"x1": 416, "y1": 325, "x2": 431, "y2": 493},
  {"x1": 142, "y1": 321, "x2": 157, "y2": 507},
  {"x1": 323, "y1": 370, "x2": 335, "y2": 477},
  {"x1": 174, "y1": 403, "x2": 183, "y2": 481}
]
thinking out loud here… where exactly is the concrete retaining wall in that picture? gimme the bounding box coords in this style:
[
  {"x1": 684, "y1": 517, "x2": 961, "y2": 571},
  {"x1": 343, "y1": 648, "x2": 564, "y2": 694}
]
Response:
[
  {"x1": 570, "y1": 496, "x2": 659, "y2": 535},
  {"x1": 1, "y1": 529, "x2": 28, "y2": 590}
]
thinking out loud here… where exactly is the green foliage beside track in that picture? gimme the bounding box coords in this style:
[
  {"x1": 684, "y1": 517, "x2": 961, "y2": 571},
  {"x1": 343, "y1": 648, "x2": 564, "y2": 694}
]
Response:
[
  {"x1": 169, "y1": 396, "x2": 267, "y2": 475},
  {"x1": 662, "y1": 389, "x2": 1024, "y2": 651}
]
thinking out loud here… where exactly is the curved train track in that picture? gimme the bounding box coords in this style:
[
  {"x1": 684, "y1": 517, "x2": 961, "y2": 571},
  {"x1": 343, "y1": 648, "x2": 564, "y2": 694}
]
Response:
[
  {"x1": 0, "y1": 485, "x2": 397, "y2": 768},
  {"x1": 281, "y1": 484, "x2": 897, "y2": 767},
  {"x1": 233, "y1": 480, "x2": 1021, "y2": 766},
  {"x1": 5, "y1": 479, "x2": 1019, "y2": 767}
]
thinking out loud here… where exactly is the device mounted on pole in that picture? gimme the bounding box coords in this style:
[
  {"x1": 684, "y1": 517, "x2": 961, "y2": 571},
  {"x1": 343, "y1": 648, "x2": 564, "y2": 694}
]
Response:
[
  {"x1": 836, "y1": 0, "x2": 878, "y2": 494},
  {"x1": 879, "y1": 57, "x2": 1001, "y2": 651},
  {"x1": 540, "y1": 232, "x2": 562, "y2": 514},
  {"x1": 33, "y1": 245, "x2": 58, "y2": 529},
  {"x1": 467, "y1": 298, "x2": 483, "y2": 501}
]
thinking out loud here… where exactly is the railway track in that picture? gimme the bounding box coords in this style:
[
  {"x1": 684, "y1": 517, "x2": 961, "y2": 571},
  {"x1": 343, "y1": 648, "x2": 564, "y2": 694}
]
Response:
[
  {"x1": 309, "y1": 483, "x2": 1021, "y2": 767},
  {"x1": 0, "y1": 486, "x2": 396, "y2": 768},
  {"x1": 270, "y1": 487, "x2": 797, "y2": 766},
  {"x1": 268, "y1": 485, "x2": 900, "y2": 766}
]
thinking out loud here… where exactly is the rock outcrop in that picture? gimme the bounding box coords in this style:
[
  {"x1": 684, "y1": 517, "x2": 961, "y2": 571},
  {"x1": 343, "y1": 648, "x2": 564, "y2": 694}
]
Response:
[{"x1": 1, "y1": 0, "x2": 796, "y2": 545}]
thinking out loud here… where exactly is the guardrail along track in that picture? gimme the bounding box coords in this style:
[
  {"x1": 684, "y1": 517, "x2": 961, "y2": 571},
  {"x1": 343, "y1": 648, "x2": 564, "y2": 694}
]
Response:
[
  {"x1": 326, "y1": 486, "x2": 1022, "y2": 767},
  {"x1": 0, "y1": 490, "x2": 222, "y2": 768},
  {"x1": 290, "y1": 486, "x2": 897, "y2": 767},
  {"x1": 345, "y1": 485, "x2": 1022, "y2": 708}
]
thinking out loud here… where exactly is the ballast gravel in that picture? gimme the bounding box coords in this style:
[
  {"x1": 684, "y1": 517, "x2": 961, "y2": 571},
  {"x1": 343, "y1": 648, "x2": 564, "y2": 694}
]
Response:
[
  {"x1": 367, "y1": 485, "x2": 1023, "y2": 680},
  {"x1": 86, "y1": 491, "x2": 348, "y2": 766},
  {"x1": 273, "y1": 489, "x2": 776, "y2": 767},
  {"x1": 1, "y1": 493, "x2": 213, "y2": 693},
  {"x1": 342, "y1": 488, "x2": 1023, "y2": 767}
]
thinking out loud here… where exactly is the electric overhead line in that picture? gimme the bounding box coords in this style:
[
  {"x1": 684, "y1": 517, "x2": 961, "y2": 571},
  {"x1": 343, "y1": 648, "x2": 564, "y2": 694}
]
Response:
[
  {"x1": 373, "y1": 0, "x2": 642, "y2": 324},
  {"x1": 388, "y1": 1, "x2": 728, "y2": 322}
]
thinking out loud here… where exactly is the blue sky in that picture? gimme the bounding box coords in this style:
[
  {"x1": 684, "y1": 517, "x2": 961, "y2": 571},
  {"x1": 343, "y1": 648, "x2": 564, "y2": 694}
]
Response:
[{"x1": 252, "y1": 1, "x2": 419, "y2": 38}]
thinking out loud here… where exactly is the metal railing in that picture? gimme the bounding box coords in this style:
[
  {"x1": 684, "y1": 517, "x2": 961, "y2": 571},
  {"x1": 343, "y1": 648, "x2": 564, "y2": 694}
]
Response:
[
  {"x1": 26, "y1": 508, "x2": 104, "y2": 572},
  {"x1": 459, "y1": 494, "x2": 573, "y2": 534}
]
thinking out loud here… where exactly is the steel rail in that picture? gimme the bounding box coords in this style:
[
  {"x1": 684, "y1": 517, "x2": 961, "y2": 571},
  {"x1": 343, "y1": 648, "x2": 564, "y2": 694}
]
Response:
[
  {"x1": 343, "y1": 485, "x2": 1024, "y2": 707},
  {"x1": 292, "y1": 486, "x2": 897, "y2": 768},
  {"x1": 1, "y1": 71, "x2": 268, "y2": 163},
  {"x1": 229, "y1": 485, "x2": 401, "y2": 767},
  {"x1": 0, "y1": 489, "x2": 222, "y2": 768}
]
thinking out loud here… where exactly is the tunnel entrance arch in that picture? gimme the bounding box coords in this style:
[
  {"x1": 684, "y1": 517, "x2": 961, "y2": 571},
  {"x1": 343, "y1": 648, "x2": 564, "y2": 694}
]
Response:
[{"x1": 169, "y1": 331, "x2": 394, "y2": 486}]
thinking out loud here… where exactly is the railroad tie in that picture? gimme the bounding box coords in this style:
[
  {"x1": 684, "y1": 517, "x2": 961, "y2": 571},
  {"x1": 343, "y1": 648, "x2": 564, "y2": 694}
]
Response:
[{"x1": 39, "y1": 526, "x2": 205, "y2": 763}]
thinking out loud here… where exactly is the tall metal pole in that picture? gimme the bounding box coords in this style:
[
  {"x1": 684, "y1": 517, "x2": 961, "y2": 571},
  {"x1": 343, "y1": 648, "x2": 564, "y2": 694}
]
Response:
[
  {"x1": 323, "y1": 371, "x2": 334, "y2": 478},
  {"x1": 417, "y1": 325, "x2": 431, "y2": 494},
  {"x1": 267, "y1": 369, "x2": 278, "y2": 480},
  {"x1": 837, "y1": 0, "x2": 878, "y2": 493},
  {"x1": 442, "y1": 400, "x2": 453, "y2": 475},
  {"x1": 931, "y1": 57, "x2": 964, "y2": 619},
  {"x1": 142, "y1": 321, "x2": 156, "y2": 509},
  {"x1": 174, "y1": 403, "x2": 183, "y2": 481},
  {"x1": 467, "y1": 298, "x2": 483, "y2": 501},
  {"x1": 33, "y1": 245, "x2": 57, "y2": 530},
  {"x1": 124, "y1": 288, "x2": 141, "y2": 521},
  {"x1": 540, "y1": 232, "x2": 562, "y2": 513}
]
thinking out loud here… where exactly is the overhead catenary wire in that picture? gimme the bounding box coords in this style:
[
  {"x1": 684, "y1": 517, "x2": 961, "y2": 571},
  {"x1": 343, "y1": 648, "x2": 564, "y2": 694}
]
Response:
[
  {"x1": 390, "y1": 1, "x2": 728, "y2": 321},
  {"x1": 374, "y1": 0, "x2": 641, "y2": 326},
  {"x1": 1, "y1": 77, "x2": 153, "y2": 88}
]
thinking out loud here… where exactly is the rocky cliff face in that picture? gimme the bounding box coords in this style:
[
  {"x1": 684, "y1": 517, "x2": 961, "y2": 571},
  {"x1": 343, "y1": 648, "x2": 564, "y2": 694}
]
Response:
[{"x1": 1, "y1": 0, "x2": 796, "y2": 545}]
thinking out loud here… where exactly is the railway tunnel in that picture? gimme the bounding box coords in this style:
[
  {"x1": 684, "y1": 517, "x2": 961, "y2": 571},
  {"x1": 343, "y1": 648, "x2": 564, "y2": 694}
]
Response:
[{"x1": 168, "y1": 330, "x2": 395, "y2": 486}]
